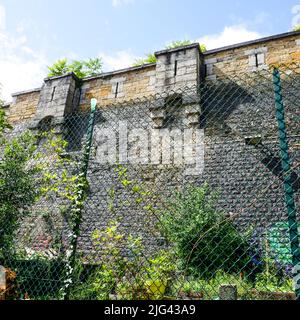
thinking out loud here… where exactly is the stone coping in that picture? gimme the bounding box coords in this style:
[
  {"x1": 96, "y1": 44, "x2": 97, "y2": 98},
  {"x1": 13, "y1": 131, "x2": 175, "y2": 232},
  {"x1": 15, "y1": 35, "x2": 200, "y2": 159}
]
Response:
[
  {"x1": 204, "y1": 30, "x2": 300, "y2": 56},
  {"x1": 8, "y1": 30, "x2": 300, "y2": 101},
  {"x1": 155, "y1": 43, "x2": 201, "y2": 57},
  {"x1": 11, "y1": 87, "x2": 42, "y2": 97},
  {"x1": 81, "y1": 63, "x2": 156, "y2": 82},
  {"x1": 44, "y1": 72, "x2": 80, "y2": 82}
]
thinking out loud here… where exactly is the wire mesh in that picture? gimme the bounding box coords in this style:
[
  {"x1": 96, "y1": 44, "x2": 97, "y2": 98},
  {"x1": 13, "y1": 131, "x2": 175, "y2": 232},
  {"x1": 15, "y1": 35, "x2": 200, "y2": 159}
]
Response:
[{"x1": 0, "y1": 63, "x2": 299, "y2": 300}]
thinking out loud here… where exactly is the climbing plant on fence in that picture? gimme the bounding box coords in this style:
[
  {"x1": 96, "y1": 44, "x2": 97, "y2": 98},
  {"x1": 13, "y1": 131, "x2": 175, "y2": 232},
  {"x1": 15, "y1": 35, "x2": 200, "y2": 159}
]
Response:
[{"x1": 0, "y1": 122, "x2": 82, "y2": 298}]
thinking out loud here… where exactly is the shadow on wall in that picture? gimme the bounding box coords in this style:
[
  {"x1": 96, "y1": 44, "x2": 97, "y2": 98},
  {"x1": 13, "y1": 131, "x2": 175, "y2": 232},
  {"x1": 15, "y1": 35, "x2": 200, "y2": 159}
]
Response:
[
  {"x1": 200, "y1": 67, "x2": 300, "y2": 192},
  {"x1": 48, "y1": 66, "x2": 300, "y2": 193},
  {"x1": 255, "y1": 142, "x2": 300, "y2": 193},
  {"x1": 200, "y1": 75, "x2": 255, "y2": 133},
  {"x1": 63, "y1": 112, "x2": 105, "y2": 152}
]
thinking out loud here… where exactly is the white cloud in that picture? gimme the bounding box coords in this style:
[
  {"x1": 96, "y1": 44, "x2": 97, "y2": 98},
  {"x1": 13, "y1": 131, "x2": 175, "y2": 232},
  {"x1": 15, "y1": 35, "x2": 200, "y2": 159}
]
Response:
[
  {"x1": 100, "y1": 50, "x2": 139, "y2": 71},
  {"x1": 0, "y1": 4, "x2": 48, "y2": 102},
  {"x1": 197, "y1": 25, "x2": 264, "y2": 50},
  {"x1": 112, "y1": 0, "x2": 135, "y2": 7},
  {"x1": 0, "y1": 4, "x2": 5, "y2": 30},
  {"x1": 292, "y1": 5, "x2": 300, "y2": 27}
]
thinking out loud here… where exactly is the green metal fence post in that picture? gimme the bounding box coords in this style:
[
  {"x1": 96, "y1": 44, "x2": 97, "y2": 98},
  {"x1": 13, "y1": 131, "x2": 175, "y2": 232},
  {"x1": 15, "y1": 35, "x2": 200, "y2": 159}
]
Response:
[
  {"x1": 63, "y1": 98, "x2": 97, "y2": 300},
  {"x1": 273, "y1": 68, "x2": 300, "y2": 300},
  {"x1": 82, "y1": 98, "x2": 97, "y2": 177}
]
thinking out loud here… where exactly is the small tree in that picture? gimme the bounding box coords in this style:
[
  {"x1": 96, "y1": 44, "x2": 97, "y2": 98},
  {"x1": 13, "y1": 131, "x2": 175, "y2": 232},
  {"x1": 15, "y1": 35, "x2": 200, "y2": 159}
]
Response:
[
  {"x1": 133, "y1": 41, "x2": 207, "y2": 67},
  {"x1": 165, "y1": 40, "x2": 193, "y2": 49},
  {"x1": 0, "y1": 87, "x2": 12, "y2": 139},
  {"x1": 0, "y1": 132, "x2": 42, "y2": 261},
  {"x1": 47, "y1": 58, "x2": 103, "y2": 79},
  {"x1": 0, "y1": 86, "x2": 81, "y2": 263},
  {"x1": 133, "y1": 54, "x2": 157, "y2": 67},
  {"x1": 0, "y1": 110, "x2": 11, "y2": 134},
  {"x1": 293, "y1": 25, "x2": 300, "y2": 31},
  {"x1": 84, "y1": 58, "x2": 103, "y2": 77},
  {"x1": 0, "y1": 90, "x2": 42, "y2": 260},
  {"x1": 160, "y1": 184, "x2": 250, "y2": 278},
  {"x1": 199, "y1": 44, "x2": 207, "y2": 52},
  {"x1": 166, "y1": 40, "x2": 207, "y2": 52},
  {"x1": 68, "y1": 60, "x2": 86, "y2": 79},
  {"x1": 47, "y1": 59, "x2": 69, "y2": 78}
]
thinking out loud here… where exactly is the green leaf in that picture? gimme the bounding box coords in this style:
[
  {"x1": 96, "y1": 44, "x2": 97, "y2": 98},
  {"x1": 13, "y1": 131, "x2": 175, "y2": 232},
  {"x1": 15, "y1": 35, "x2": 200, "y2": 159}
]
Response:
[
  {"x1": 133, "y1": 54, "x2": 157, "y2": 67},
  {"x1": 47, "y1": 58, "x2": 69, "y2": 77}
]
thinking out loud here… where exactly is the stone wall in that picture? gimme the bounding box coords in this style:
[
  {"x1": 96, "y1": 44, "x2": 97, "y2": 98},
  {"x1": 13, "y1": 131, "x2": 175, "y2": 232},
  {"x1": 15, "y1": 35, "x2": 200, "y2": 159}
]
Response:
[
  {"x1": 155, "y1": 44, "x2": 201, "y2": 93},
  {"x1": 203, "y1": 32, "x2": 300, "y2": 81},
  {"x1": 79, "y1": 65, "x2": 156, "y2": 111},
  {"x1": 7, "y1": 89, "x2": 41, "y2": 123},
  {"x1": 7, "y1": 72, "x2": 300, "y2": 259},
  {"x1": 1, "y1": 30, "x2": 300, "y2": 258},
  {"x1": 74, "y1": 75, "x2": 300, "y2": 256}
]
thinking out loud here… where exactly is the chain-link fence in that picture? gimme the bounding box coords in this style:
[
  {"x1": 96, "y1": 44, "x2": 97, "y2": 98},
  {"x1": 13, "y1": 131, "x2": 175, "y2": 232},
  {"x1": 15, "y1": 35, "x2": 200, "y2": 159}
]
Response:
[{"x1": 0, "y1": 64, "x2": 299, "y2": 300}]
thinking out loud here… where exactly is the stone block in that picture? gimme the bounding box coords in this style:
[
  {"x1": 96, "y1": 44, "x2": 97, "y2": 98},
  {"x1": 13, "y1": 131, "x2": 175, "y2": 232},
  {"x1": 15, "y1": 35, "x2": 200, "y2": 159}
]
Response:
[
  {"x1": 245, "y1": 47, "x2": 268, "y2": 55},
  {"x1": 176, "y1": 74, "x2": 197, "y2": 83},
  {"x1": 249, "y1": 55, "x2": 257, "y2": 67},
  {"x1": 185, "y1": 104, "x2": 200, "y2": 115},
  {"x1": 219, "y1": 285, "x2": 238, "y2": 300},
  {"x1": 186, "y1": 113, "x2": 200, "y2": 126},
  {"x1": 149, "y1": 76, "x2": 156, "y2": 86},
  {"x1": 152, "y1": 118, "x2": 165, "y2": 128},
  {"x1": 206, "y1": 64, "x2": 214, "y2": 76},
  {"x1": 204, "y1": 57, "x2": 217, "y2": 65},
  {"x1": 156, "y1": 72, "x2": 166, "y2": 80},
  {"x1": 152, "y1": 98, "x2": 165, "y2": 108},
  {"x1": 110, "y1": 77, "x2": 126, "y2": 84},
  {"x1": 206, "y1": 75, "x2": 217, "y2": 81},
  {"x1": 176, "y1": 67, "x2": 187, "y2": 76},
  {"x1": 150, "y1": 108, "x2": 166, "y2": 119},
  {"x1": 291, "y1": 51, "x2": 300, "y2": 60},
  {"x1": 180, "y1": 59, "x2": 198, "y2": 67},
  {"x1": 183, "y1": 94, "x2": 200, "y2": 105},
  {"x1": 257, "y1": 52, "x2": 265, "y2": 65}
]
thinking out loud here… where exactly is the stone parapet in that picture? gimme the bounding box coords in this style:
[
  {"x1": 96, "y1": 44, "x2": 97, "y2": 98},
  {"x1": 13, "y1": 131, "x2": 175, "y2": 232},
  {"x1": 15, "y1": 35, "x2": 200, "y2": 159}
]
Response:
[{"x1": 4, "y1": 31, "x2": 300, "y2": 125}]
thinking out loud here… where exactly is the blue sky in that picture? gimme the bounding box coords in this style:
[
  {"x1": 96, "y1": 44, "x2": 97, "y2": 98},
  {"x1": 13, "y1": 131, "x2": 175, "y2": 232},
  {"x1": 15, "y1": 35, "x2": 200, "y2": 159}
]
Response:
[{"x1": 0, "y1": 0, "x2": 300, "y2": 101}]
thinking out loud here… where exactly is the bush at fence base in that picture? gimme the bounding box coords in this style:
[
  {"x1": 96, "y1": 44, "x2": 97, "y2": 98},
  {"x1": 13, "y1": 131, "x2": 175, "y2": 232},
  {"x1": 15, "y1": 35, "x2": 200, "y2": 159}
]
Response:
[
  {"x1": 6, "y1": 256, "x2": 66, "y2": 300},
  {"x1": 168, "y1": 270, "x2": 294, "y2": 300},
  {"x1": 70, "y1": 220, "x2": 175, "y2": 300},
  {"x1": 160, "y1": 184, "x2": 251, "y2": 278},
  {"x1": 69, "y1": 265, "x2": 171, "y2": 301},
  {"x1": 249, "y1": 289, "x2": 296, "y2": 300},
  {"x1": 169, "y1": 271, "x2": 252, "y2": 300}
]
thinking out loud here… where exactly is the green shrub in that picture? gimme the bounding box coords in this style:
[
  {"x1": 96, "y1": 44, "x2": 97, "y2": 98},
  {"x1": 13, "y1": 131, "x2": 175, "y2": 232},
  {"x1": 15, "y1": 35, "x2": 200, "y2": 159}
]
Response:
[
  {"x1": 0, "y1": 116, "x2": 83, "y2": 300},
  {"x1": 0, "y1": 132, "x2": 41, "y2": 261},
  {"x1": 47, "y1": 58, "x2": 102, "y2": 78},
  {"x1": 70, "y1": 220, "x2": 175, "y2": 300},
  {"x1": 160, "y1": 184, "x2": 250, "y2": 277},
  {"x1": 7, "y1": 254, "x2": 66, "y2": 300},
  {"x1": 170, "y1": 271, "x2": 253, "y2": 300},
  {"x1": 166, "y1": 40, "x2": 207, "y2": 52},
  {"x1": 0, "y1": 129, "x2": 80, "y2": 262},
  {"x1": 133, "y1": 54, "x2": 157, "y2": 67},
  {"x1": 169, "y1": 268, "x2": 294, "y2": 300},
  {"x1": 254, "y1": 236, "x2": 294, "y2": 293},
  {"x1": 133, "y1": 41, "x2": 207, "y2": 67},
  {"x1": 0, "y1": 109, "x2": 12, "y2": 137},
  {"x1": 255, "y1": 270, "x2": 293, "y2": 293}
]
